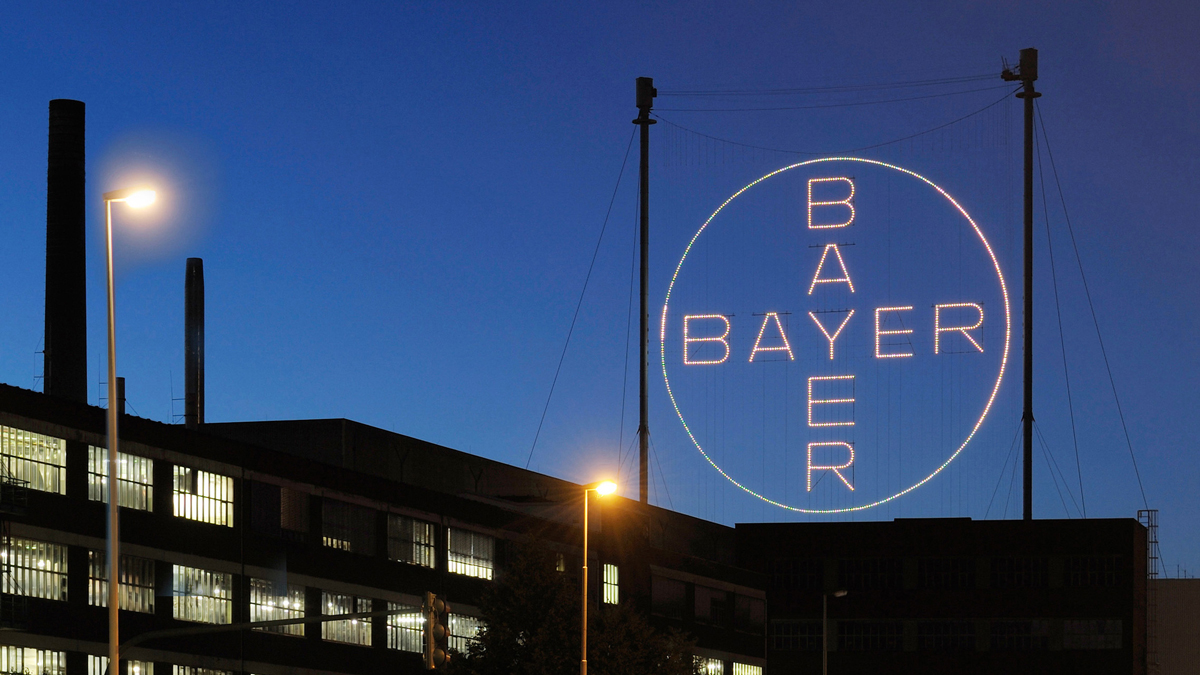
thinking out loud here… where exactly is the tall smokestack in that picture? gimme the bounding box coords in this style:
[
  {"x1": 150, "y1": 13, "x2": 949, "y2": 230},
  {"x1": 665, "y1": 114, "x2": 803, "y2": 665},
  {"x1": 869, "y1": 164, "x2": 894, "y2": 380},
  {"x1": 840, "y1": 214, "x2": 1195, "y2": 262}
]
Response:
[
  {"x1": 116, "y1": 377, "x2": 125, "y2": 417},
  {"x1": 43, "y1": 99, "x2": 88, "y2": 403},
  {"x1": 185, "y1": 258, "x2": 204, "y2": 428}
]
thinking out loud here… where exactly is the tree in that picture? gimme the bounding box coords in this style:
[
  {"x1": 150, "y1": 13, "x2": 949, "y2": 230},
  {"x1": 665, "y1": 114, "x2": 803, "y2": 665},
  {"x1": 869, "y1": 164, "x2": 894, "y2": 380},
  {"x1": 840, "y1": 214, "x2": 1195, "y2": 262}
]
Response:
[{"x1": 450, "y1": 543, "x2": 699, "y2": 675}]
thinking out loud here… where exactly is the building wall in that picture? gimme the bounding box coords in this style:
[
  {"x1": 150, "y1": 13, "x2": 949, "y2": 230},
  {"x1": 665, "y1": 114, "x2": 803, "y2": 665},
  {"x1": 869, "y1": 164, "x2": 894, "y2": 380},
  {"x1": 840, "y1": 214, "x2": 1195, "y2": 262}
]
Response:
[
  {"x1": 737, "y1": 518, "x2": 1147, "y2": 675},
  {"x1": 0, "y1": 383, "x2": 764, "y2": 675},
  {"x1": 1152, "y1": 578, "x2": 1200, "y2": 674}
]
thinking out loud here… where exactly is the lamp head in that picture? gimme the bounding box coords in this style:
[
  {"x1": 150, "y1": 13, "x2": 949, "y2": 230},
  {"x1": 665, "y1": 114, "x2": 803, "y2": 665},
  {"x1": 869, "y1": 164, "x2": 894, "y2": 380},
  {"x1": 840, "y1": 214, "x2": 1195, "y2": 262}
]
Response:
[
  {"x1": 126, "y1": 190, "x2": 157, "y2": 208},
  {"x1": 103, "y1": 186, "x2": 157, "y2": 207},
  {"x1": 595, "y1": 481, "x2": 618, "y2": 496},
  {"x1": 833, "y1": 590, "x2": 848, "y2": 598}
]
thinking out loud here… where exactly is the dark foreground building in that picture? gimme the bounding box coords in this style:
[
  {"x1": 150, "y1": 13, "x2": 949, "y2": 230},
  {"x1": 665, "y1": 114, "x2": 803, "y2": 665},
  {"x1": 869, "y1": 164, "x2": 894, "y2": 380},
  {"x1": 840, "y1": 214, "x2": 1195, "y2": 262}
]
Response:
[
  {"x1": 0, "y1": 384, "x2": 766, "y2": 675},
  {"x1": 738, "y1": 518, "x2": 1146, "y2": 674}
]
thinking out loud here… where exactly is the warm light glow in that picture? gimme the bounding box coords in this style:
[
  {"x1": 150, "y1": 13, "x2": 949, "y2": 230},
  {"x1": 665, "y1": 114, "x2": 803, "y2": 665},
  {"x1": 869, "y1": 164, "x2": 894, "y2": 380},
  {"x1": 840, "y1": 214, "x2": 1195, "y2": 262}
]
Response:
[
  {"x1": 683, "y1": 314, "x2": 731, "y2": 365},
  {"x1": 126, "y1": 190, "x2": 157, "y2": 208},
  {"x1": 595, "y1": 481, "x2": 617, "y2": 496},
  {"x1": 660, "y1": 157, "x2": 1012, "y2": 514},
  {"x1": 807, "y1": 243, "x2": 855, "y2": 294}
]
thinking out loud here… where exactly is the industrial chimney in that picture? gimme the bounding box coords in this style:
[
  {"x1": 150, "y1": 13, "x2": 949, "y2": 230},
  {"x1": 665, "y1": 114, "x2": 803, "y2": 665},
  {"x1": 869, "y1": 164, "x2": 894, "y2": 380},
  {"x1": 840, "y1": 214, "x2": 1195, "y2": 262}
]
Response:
[
  {"x1": 43, "y1": 99, "x2": 88, "y2": 403},
  {"x1": 185, "y1": 258, "x2": 204, "y2": 428}
]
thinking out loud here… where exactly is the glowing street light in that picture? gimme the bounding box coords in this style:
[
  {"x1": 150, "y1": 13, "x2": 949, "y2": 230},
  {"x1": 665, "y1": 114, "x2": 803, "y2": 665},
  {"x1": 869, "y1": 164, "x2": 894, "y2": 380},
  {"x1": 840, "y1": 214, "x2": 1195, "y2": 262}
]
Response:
[
  {"x1": 581, "y1": 480, "x2": 617, "y2": 675},
  {"x1": 101, "y1": 186, "x2": 156, "y2": 675}
]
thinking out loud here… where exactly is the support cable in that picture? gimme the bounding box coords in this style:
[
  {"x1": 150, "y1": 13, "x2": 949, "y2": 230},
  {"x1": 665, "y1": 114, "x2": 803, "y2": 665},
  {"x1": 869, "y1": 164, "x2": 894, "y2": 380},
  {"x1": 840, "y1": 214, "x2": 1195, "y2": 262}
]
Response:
[
  {"x1": 1035, "y1": 101, "x2": 1149, "y2": 509},
  {"x1": 649, "y1": 434, "x2": 674, "y2": 510},
  {"x1": 656, "y1": 84, "x2": 1014, "y2": 112},
  {"x1": 1035, "y1": 421, "x2": 1083, "y2": 517},
  {"x1": 526, "y1": 128, "x2": 636, "y2": 469},
  {"x1": 653, "y1": 88, "x2": 1017, "y2": 157},
  {"x1": 985, "y1": 417, "x2": 1023, "y2": 519},
  {"x1": 1034, "y1": 124, "x2": 1088, "y2": 516},
  {"x1": 660, "y1": 72, "x2": 997, "y2": 97},
  {"x1": 616, "y1": 189, "x2": 639, "y2": 486}
]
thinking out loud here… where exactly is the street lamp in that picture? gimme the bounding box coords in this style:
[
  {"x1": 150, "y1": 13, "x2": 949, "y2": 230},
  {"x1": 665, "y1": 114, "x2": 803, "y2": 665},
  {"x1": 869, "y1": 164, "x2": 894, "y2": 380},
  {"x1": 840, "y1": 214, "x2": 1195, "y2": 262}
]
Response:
[
  {"x1": 581, "y1": 480, "x2": 617, "y2": 675},
  {"x1": 823, "y1": 589, "x2": 847, "y2": 675},
  {"x1": 101, "y1": 187, "x2": 156, "y2": 675}
]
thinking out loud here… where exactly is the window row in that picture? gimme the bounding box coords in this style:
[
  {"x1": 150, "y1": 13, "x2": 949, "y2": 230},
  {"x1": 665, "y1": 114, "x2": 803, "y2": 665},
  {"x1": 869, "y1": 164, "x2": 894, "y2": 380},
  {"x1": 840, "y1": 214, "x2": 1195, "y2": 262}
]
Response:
[
  {"x1": 767, "y1": 555, "x2": 1123, "y2": 596},
  {"x1": 1, "y1": 650, "x2": 239, "y2": 675},
  {"x1": 650, "y1": 575, "x2": 765, "y2": 634},
  {"x1": 768, "y1": 618, "x2": 1123, "y2": 651},
  {"x1": 252, "y1": 484, "x2": 495, "y2": 580},
  {"x1": 1, "y1": 538, "x2": 485, "y2": 651},
  {"x1": 693, "y1": 657, "x2": 762, "y2": 675}
]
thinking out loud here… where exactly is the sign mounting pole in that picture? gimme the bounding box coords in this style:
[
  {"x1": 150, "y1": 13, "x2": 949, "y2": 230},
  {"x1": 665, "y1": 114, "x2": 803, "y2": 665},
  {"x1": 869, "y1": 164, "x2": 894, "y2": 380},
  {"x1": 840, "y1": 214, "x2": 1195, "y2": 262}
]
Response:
[
  {"x1": 635, "y1": 76, "x2": 656, "y2": 504},
  {"x1": 1005, "y1": 48, "x2": 1040, "y2": 521}
]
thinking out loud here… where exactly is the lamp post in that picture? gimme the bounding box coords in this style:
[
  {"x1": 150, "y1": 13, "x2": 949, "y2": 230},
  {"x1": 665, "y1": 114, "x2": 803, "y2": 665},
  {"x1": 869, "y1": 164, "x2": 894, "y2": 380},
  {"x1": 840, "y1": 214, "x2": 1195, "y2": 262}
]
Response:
[
  {"x1": 581, "y1": 480, "x2": 617, "y2": 675},
  {"x1": 822, "y1": 589, "x2": 847, "y2": 675},
  {"x1": 101, "y1": 187, "x2": 156, "y2": 675}
]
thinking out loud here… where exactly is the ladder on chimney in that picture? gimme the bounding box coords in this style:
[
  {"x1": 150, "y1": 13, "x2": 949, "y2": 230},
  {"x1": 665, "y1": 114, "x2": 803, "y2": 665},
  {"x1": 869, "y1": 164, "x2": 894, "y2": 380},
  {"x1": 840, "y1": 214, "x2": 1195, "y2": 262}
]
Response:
[{"x1": 1138, "y1": 509, "x2": 1160, "y2": 674}]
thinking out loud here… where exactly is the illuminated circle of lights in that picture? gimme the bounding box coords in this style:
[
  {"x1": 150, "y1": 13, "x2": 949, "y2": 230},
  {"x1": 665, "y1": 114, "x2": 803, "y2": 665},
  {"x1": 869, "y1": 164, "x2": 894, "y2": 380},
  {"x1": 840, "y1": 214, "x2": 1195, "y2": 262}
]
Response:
[{"x1": 659, "y1": 157, "x2": 1011, "y2": 514}]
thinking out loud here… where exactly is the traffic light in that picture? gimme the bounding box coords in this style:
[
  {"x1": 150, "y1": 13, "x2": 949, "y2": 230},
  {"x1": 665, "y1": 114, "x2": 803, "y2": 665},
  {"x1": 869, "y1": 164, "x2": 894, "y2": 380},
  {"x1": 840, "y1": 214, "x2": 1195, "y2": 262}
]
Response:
[{"x1": 424, "y1": 591, "x2": 451, "y2": 669}]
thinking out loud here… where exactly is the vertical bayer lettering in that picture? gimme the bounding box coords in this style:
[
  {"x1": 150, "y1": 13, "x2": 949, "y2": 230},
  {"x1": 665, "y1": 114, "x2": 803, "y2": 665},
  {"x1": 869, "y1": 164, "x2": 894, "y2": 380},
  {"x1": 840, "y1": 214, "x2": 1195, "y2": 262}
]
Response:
[{"x1": 662, "y1": 158, "x2": 1011, "y2": 513}]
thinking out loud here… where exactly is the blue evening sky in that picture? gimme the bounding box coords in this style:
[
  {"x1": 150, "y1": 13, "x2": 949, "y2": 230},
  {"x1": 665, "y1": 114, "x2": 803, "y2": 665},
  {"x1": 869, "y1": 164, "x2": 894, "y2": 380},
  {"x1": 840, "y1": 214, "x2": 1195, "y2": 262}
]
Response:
[{"x1": 1, "y1": 1, "x2": 1197, "y2": 571}]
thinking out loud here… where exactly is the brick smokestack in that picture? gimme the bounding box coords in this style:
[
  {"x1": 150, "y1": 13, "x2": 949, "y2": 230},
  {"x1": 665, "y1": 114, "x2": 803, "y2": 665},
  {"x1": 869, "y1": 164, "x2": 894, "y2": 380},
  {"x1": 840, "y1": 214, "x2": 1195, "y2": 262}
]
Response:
[
  {"x1": 185, "y1": 258, "x2": 204, "y2": 428},
  {"x1": 43, "y1": 99, "x2": 88, "y2": 403}
]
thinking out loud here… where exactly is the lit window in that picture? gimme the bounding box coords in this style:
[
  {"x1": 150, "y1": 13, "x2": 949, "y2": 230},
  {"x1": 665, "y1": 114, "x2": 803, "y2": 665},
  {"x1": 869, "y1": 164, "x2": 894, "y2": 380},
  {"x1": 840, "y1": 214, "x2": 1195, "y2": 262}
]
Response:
[
  {"x1": 694, "y1": 657, "x2": 724, "y2": 674},
  {"x1": 387, "y1": 602, "x2": 425, "y2": 653},
  {"x1": 88, "y1": 446, "x2": 154, "y2": 511},
  {"x1": 1063, "y1": 619, "x2": 1122, "y2": 650},
  {"x1": 1, "y1": 537, "x2": 67, "y2": 600},
  {"x1": 448, "y1": 529, "x2": 494, "y2": 580},
  {"x1": 0, "y1": 424, "x2": 66, "y2": 494},
  {"x1": 88, "y1": 550, "x2": 155, "y2": 613},
  {"x1": 173, "y1": 565, "x2": 232, "y2": 624},
  {"x1": 322, "y1": 592, "x2": 372, "y2": 646},
  {"x1": 0, "y1": 646, "x2": 65, "y2": 675},
  {"x1": 448, "y1": 614, "x2": 485, "y2": 653},
  {"x1": 172, "y1": 668, "x2": 231, "y2": 675},
  {"x1": 89, "y1": 655, "x2": 154, "y2": 675},
  {"x1": 388, "y1": 514, "x2": 436, "y2": 568},
  {"x1": 732, "y1": 664, "x2": 762, "y2": 675},
  {"x1": 602, "y1": 564, "x2": 619, "y2": 604},
  {"x1": 173, "y1": 466, "x2": 234, "y2": 526},
  {"x1": 249, "y1": 578, "x2": 305, "y2": 636},
  {"x1": 322, "y1": 500, "x2": 377, "y2": 554},
  {"x1": 556, "y1": 553, "x2": 566, "y2": 573}
]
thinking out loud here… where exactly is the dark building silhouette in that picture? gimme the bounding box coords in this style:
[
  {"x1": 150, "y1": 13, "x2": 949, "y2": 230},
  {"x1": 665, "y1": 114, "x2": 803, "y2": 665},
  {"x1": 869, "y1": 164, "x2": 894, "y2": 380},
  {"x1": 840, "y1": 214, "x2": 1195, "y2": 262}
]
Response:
[{"x1": 738, "y1": 518, "x2": 1146, "y2": 674}]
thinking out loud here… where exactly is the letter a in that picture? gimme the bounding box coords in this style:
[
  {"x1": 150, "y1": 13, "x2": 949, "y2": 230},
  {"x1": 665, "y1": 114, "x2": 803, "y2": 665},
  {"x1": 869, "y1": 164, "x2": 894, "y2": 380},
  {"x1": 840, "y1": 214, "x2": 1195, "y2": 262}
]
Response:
[
  {"x1": 808, "y1": 244, "x2": 855, "y2": 294},
  {"x1": 748, "y1": 312, "x2": 795, "y2": 362}
]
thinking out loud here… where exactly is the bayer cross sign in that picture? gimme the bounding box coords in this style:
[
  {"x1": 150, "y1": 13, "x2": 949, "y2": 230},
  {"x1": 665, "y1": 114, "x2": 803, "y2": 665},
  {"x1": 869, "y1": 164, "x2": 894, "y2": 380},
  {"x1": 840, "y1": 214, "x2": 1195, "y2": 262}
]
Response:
[{"x1": 661, "y1": 158, "x2": 1011, "y2": 513}]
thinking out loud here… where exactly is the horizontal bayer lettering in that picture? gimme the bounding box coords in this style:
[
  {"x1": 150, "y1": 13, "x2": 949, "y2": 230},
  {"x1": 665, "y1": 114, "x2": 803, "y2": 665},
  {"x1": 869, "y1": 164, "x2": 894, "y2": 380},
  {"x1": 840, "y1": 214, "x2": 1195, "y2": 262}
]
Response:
[{"x1": 681, "y1": 303, "x2": 984, "y2": 363}]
